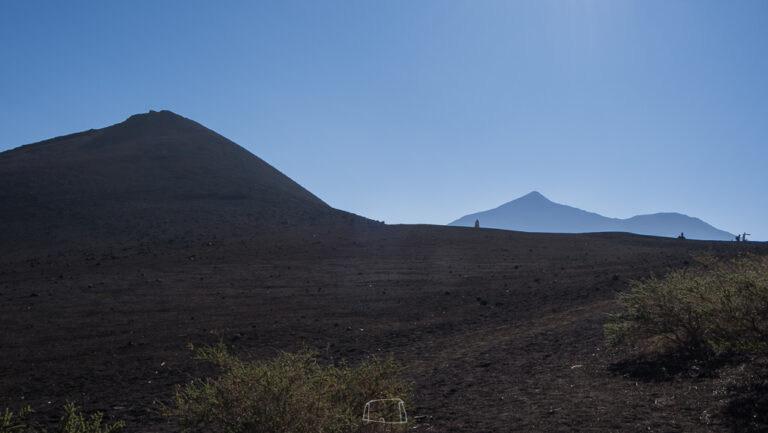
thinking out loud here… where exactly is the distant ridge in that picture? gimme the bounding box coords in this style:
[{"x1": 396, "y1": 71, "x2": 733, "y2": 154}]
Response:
[
  {"x1": 449, "y1": 191, "x2": 734, "y2": 241},
  {"x1": 0, "y1": 110, "x2": 369, "y2": 252}
]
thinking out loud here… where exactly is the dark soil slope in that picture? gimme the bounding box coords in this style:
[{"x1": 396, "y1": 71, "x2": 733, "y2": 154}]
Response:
[
  {"x1": 1, "y1": 225, "x2": 766, "y2": 432},
  {"x1": 0, "y1": 110, "x2": 366, "y2": 257}
]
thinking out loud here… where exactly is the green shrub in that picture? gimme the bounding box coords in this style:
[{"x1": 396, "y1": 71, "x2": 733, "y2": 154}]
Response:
[
  {"x1": 1, "y1": 406, "x2": 32, "y2": 433},
  {"x1": 605, "y1": 255, "x2": 768, "y2": 354},
  {"x1": 164, "y1": 345, "x2": 413, "y2": 433},
  {"x1": 0, "y1": 403, "x2": 124, "y2": 433},
  {"x1": 54, "y1": 402, "x2": 125, "y2": 433}
]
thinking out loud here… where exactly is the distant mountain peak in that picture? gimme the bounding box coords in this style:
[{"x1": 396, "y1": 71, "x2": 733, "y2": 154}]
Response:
[
  {"x1": 519, "y1": 191, "x2": 549, "y2": 202},
  {"x1": 450, "y1": 192, "x2": 734, "y2": 241},
  {"x1": 496, "y1": 191, "x2": 554, "y2": 210}
]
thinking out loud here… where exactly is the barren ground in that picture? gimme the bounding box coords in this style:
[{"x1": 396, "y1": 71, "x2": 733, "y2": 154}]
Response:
[{"x1": 2, "y1": 224, "x2": 767, "y2": 432}]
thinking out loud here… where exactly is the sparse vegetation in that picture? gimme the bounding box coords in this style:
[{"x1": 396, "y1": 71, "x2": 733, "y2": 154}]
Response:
[
  {"x1": 1, "y1": 405, "x2": 32, "y2": 433},
  {"x1": 605, "y1": 255, "x2": 768, "y2": 354},
  {"x1": 164, "y1": 344, "x2": 412, "y2": 433},
  {"x1": 0, "y1": 403, "x2": 124, "y2": 433},
  {"x1": 54, "y1": 403, "x2": 125, "y2": 433}
]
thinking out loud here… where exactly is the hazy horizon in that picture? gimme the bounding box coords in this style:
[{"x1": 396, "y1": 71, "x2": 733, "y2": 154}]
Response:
[
  {"x1": 450, "y1": 190, "x2": 736, "y2": 241},
  {"x1": 1, "y1": 2, "x2": 766, "y2": 240}
]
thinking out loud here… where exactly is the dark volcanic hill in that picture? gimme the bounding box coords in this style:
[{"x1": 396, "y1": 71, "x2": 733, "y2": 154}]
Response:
[
  {"x1": 0, "y1": 110, "x2": 366, "y2": 255},
  {"x1": 449, "y1": 191, "x2": 734, "y2": 241}
]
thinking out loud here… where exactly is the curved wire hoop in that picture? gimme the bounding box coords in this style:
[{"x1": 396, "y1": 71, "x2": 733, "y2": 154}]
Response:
[{"x1": 362, "y1": 398, "x2": 408, "y2": 424}]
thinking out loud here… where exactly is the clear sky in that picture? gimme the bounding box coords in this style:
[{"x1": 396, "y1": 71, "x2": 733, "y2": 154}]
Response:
[{"x1": 1, "y1": 1, "x2": 766, "y2": 240}]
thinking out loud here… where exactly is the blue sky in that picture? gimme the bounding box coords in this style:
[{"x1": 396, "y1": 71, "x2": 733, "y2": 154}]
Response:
[{"x1": 1, "y1": 1, "x2": 766, "y2": 240}]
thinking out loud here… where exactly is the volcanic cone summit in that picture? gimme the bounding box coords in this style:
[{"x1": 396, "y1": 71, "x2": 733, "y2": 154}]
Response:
[{"x1": 0, "y1": 110, "x2": 364, "y2": 254}]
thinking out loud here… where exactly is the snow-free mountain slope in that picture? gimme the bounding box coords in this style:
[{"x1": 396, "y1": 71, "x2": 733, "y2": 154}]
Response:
[
  {"x1": 449, "y1": 191, "x2": 734, "y2": 240},
  {"x1": 0, "y1": 110, "x2": 368, "y2": 253}
]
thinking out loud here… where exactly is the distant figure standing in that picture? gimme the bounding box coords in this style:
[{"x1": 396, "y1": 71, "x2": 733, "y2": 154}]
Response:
[
  {"x1": 736, "y1": 234, "x2": 741, "y2": 242},
  {"x1": 474, "y1": 219, "x2": 480, "y2": 228},
  {"x1": 678, "y1": 232, "x2": 686, "y2": 240}
]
